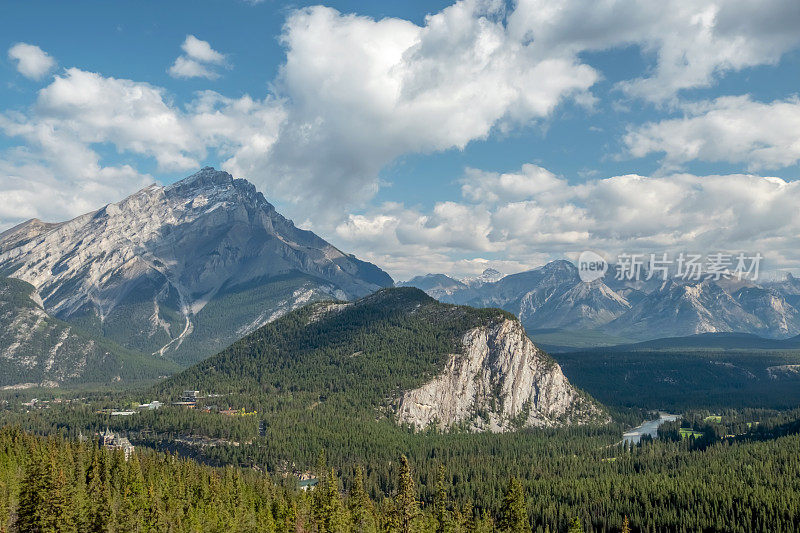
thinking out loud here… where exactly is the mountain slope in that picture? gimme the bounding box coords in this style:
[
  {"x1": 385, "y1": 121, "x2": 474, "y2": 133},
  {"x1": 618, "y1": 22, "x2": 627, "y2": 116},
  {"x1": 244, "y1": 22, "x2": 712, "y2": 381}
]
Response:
[
  {"x1": 396, "y1": 317, "x2": 600, "y2": 431},
  {"x1": 0, "y1": 167, "x2": 393, "y2": 365},
  {"x1": 0, "y1": 277, "x2": 177, "y2": 387},
  {"x1": 159, "y1": 287, "x2": 602, "y2": 433},
  {"x1": 604, "y1": 280, "x2": 760, "y2": 339},
  {"x1": 604, "y1": 332, "x2": 800, "y2": 351}
]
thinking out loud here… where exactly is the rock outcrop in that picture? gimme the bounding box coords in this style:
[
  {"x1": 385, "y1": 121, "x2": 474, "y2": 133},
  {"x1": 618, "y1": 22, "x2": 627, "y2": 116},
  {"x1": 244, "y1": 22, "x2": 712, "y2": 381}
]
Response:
[{"x1": 396, "y1": 318, "x2": 603, "y2": 432}]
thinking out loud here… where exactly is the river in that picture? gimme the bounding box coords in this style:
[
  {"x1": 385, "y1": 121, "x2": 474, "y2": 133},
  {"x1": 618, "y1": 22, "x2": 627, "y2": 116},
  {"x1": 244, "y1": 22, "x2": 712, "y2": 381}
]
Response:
[{"x1": 623, "y1": 413, "x2": 680, "y2": 444}]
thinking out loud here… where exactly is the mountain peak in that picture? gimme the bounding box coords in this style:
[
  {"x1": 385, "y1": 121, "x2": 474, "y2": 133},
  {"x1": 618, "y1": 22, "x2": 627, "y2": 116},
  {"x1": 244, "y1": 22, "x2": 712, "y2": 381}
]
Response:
[
  {"x1": 0, "y1": 167, "x2": 393, "y2": 365},
  {"x1": 541, "y1": 259, "x2": 577, "y2": 274},
  {"x1": 165, "y1": 166, "x2": 234, "y2": 194}
]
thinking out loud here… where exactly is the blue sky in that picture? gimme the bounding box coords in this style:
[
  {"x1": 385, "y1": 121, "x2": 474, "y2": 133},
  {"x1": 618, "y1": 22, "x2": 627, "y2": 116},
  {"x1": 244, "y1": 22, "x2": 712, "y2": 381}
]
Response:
[{"x1": 2, "y1": 0, "x2": 800, "y2": 279}]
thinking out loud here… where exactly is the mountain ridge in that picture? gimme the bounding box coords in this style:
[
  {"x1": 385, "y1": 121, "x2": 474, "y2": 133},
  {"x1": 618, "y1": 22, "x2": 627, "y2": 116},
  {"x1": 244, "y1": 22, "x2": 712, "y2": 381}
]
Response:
[{"x1": 403, "y1": 261, "x2": 800, "y2": 344}]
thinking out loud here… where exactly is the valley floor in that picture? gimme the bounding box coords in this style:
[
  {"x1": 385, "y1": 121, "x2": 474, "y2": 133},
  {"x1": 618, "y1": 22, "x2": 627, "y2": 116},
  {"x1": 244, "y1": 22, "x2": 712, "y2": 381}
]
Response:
[{"x1": 3, "y1": 392, "x2": 800, "y2": 532}]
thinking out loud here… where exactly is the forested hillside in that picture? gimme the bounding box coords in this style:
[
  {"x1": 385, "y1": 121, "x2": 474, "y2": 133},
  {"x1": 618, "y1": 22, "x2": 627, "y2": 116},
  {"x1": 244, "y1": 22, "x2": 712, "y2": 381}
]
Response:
[{"x1": 4, "y1": 418, "x2": 800, "y2": 532}]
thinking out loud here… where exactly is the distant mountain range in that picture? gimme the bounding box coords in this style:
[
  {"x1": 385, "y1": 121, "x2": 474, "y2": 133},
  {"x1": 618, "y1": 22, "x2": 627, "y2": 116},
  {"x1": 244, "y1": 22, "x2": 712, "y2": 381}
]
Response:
[
  {"x1": 600, "y1": 331, "x2": 800, "y2": 352},
  {"x1": 0, "y1": 167, "x2": 393, "y2": 372},
  {"x1": 4, "y1": 166, "x2": 800, "y2": 387},
  {"x1": 401, "y1": 261, "x2": 800, "y2": 345}
]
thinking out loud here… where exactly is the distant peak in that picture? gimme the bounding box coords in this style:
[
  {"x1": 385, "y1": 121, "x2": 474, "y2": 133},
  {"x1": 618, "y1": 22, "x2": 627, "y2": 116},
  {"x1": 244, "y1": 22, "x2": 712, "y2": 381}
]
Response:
[{"x1": 540, "y1": 259, "x2": 577, "y2": 274}]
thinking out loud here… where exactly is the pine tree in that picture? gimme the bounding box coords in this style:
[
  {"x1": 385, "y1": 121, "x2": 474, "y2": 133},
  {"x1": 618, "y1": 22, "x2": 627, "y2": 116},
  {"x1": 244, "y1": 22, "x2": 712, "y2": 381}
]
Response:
[
  {"x1": 568, "y1": 517, "x2": 584, "y2": 533},
  {"x1": 17, "y1": 446, "x2": 48, "y2": 532},
  {"x1": 85, "y1": 449, "x2": 111, "y2": 533},
  {"x1": 349, "y1": 466, "x2": 377, "y2": 533},
  {"x1": 395, "y1": 455, "x2": 420, "y2": 533},
  {"x1": 497, "y1": 477, "x2": 530, "y2": 533},
  {"x1": 458, "y1": 501, "x2": 476, "y2": 533},
  {"x1": 118, "y1": 454, "x2": 146, "y2": 532},
  {"x1": 621, "y1": 516, "x2": 631, "y2": 533},
  {"x1": 42, "y1": 457, "x2": 75, "y2": 532},
  {"x1": 434, "y1": 465, "x2": 452, "y2": 533},
  {"x1": 474, "y1": 510, "x2": 495, "y2": 533},
  {"x1": 314, "y1": 468, "x2": 347, "y2": 532},
  {"x1": 145, "y1": 484, "x2": 168, "y2": 532}
]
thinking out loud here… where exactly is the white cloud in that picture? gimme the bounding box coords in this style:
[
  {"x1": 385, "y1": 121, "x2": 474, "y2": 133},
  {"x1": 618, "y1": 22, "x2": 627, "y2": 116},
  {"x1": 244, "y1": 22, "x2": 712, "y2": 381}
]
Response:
[
  {"x1": 237, "y1": 0, "x2": 800, "y2": 221},
  {"x1": 625, "y1": 95, "x2": 800, "y2": 170},
  {"x1": 168, "y1": 56, "x2": 220, "y2": 80},
  {"x1": 0, "y1": 68, "x2": 284, "y2": 226},
  {"x1": 242, "y1": 2, "x2": 596, "y2": 219},
  {"x1": 460, "y1": 164, "x2": 568, "y2": 204},
  {"x1": 181, "y1": 35, "x2": 225, "y2": 64},
  {"x1": 7, "y1": 43, "x2": 56, "y2": 80},
  {"x1": 168, "y1": 35, "x2": 228, "y2": 79},
  {"x1": 332, "y1": 165, "x2": 800, "y2": 279},
  {"x1": 508, "y1": 0, "x2": 800, "y2": 102}
]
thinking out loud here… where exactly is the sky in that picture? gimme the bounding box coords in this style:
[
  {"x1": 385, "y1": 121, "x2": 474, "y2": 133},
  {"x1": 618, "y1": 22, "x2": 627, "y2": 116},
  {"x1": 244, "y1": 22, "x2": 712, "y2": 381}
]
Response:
[{"x1": 2, "y1": 0, "x2": 800, "y2": 281}]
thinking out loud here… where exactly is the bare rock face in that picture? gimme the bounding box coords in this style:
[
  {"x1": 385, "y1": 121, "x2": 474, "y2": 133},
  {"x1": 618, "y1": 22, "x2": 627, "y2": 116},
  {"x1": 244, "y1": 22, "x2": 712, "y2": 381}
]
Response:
[{"x1": 396, "y1": 318, "x2": 603, "y2": 432}]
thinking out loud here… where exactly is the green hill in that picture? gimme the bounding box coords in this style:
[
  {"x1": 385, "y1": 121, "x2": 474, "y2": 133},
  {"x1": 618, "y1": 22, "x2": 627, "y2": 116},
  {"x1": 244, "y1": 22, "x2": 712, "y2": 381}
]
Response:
[
  {"x1": 153, "y1": 287, "x2": 600, "y2": 465},
  {"x1": 158, "y1": 286, "x2": 515, "y2": 403}
]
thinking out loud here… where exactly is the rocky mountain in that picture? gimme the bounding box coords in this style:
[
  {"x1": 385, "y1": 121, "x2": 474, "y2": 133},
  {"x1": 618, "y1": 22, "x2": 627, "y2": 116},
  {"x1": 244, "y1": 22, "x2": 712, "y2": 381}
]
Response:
[
  {"x1": 0, "y1": 277, "x2": 177, "y2": 387},
  {"x1": 160, "y1": 287, "x2": 603, "y2": 433},
  {"x1": 0, "y1": 167, "x2": 393, "y2": 365},
  {"x1": 397, "y1": 273, "x2": 469, "y2": 301},
  {"x1": 396, "y1": 317, "x2": 602, "y2": 431},
  {"x1": 403, "y1": 261, "x2": 800, "y2": 344},
  {"x1": 461, "y1": 267, "x2": 504, "y2": 287},
  {"x1": 443, "y1": 261, "x2": 632, "y2": 333}
]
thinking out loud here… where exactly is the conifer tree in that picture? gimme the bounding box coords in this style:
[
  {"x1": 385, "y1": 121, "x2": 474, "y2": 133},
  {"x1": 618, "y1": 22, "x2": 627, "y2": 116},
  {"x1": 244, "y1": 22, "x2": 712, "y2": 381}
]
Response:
[
  {"x1": 17, "y1": 446, "x2": 48, "y2": 532},
  {"x1": 42, "y1": 457, "x2": 75, "y2": 533},
  {"x1": 395, "y1": 455, "x2": 420, "y2": 533},
  {"x1": 458, "y1": 501, "x2": 476, "y2": 533},
  {"x1": 314, "y1": 468, "x2": 347, "y2": 532},
  {"x1": 434, "y1": 465, "x2": 452, "y2": 533},
  {"x1": 497, "y1": 477, "x2": 530, "y2": 533},
  {"x1": 568, "y1": 517, "x2": 584, "y2": 533},
  {"x1": 85, "y1": 449, "x2": 111, "y2": 533},
  {"x1": 118, "y1": 453, "x2": 146, "y2": 532},
  {"x1": 145, "y1": 484, "x2": 168, "y2": 532},
  {"x1": 349, "y1": 465, "x2": 377, "y2": 533},
  {"x1": 622, "y1": 515, "x2": 631, "y2": 533}
]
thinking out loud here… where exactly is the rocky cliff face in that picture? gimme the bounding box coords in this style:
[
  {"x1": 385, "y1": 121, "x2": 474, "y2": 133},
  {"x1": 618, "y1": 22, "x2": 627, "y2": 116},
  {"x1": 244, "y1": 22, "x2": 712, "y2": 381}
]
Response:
[
  {"x1": 396, "y1": 318, "x2": 603, "y2": 432},
  {"x1": 0, "y1": 167, "x2": 393, "y2": 365}
]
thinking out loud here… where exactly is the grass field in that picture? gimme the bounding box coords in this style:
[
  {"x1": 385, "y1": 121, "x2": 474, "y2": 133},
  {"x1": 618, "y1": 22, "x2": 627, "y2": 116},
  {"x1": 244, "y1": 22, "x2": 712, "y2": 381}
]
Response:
[{"x1": 679, "y1": 428, "x2": 705, "y2": 439}]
